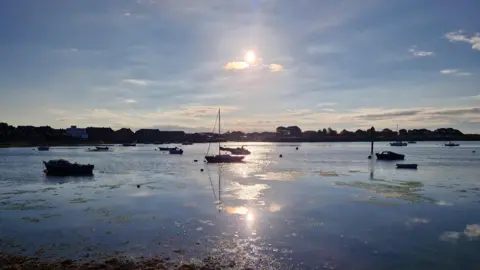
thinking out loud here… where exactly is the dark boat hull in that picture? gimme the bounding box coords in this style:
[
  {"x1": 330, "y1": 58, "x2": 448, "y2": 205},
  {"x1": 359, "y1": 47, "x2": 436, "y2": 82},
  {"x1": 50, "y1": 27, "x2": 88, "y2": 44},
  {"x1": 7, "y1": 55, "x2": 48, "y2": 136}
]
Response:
[
  {"x1": 376, "y1": 153, "x2": 405, "y2": 160},
  {"x1": 43, "y1": 162, "x2": 94, "y2": 176},
  {"x1": 159, "y1": 147, "x2": 177, "y2": 151},
  {"x1": 205, "y1": 155, "x2": 244, "y2": 163},
  {"x1": 396, "y1": 164, "x2": 418, "y2": 169},
  {"x1": 169, "y1": 149, "x2": 183, "y2": 154}
]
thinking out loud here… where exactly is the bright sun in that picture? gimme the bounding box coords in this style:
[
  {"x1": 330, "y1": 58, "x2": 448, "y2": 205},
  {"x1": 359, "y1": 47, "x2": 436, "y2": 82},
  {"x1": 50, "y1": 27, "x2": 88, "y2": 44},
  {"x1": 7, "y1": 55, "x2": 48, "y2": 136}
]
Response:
[{"x1": 245, "y1": 50, "x2": 256, "y2": 64}]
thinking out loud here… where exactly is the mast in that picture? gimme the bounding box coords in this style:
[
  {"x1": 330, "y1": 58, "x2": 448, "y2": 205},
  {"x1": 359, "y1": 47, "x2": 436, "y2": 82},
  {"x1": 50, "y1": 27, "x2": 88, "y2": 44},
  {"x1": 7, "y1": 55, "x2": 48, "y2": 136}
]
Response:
[{"x1": 218, "y1": 108, "x2": 221, "y2": 155}]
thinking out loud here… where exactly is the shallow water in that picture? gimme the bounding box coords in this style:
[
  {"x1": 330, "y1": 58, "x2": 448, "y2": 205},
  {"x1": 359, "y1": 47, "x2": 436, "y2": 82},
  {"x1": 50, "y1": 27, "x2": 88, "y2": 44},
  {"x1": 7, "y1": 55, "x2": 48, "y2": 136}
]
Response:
[{"x1": 1, "y1": 142, "x2": 480, "y2": 269}]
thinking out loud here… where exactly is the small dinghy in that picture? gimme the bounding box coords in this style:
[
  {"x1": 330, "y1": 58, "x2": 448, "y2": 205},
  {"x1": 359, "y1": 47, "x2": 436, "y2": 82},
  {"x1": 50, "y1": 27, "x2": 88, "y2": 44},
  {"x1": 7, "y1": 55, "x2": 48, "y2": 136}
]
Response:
[
  {"x1": 159, "y1": 147, "x2": 178, "y2": 151},
  {"x1": 396, "y1": 164, "x2": 418, "y2": 169},
  {"x1": 37, "y1": 146, "x2": 50, "y2": 151},
  {"x1": 169, "y1": 148, "x2": 183, "y2": 155},
  {"x1": 376, "y1": 151, "x2": 405, "y2": 160},
  {"x1": 43, "y1": 159, "x2": 94, "y2": 176}
]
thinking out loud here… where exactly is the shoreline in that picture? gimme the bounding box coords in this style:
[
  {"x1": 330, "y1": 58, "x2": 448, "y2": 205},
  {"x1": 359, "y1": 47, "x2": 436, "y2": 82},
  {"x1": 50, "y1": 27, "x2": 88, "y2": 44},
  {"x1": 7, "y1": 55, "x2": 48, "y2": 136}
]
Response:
[{"x1": 1, "y1": 140, "x2": 480, "y2": 148}]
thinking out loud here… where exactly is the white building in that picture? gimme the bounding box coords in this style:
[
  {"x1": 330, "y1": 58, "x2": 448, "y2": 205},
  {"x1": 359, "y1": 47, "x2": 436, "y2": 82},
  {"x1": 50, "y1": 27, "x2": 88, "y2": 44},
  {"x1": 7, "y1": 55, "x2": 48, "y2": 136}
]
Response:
[{"x1": 66, "y1": 125, "x2": 88, "y2": 139}]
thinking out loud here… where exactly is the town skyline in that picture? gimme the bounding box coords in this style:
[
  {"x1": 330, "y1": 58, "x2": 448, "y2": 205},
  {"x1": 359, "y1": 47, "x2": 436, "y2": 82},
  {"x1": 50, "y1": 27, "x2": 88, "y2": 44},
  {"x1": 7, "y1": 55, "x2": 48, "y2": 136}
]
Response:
[{"x1": 0, "y1": 1, "x2": 479, "y2": 132}]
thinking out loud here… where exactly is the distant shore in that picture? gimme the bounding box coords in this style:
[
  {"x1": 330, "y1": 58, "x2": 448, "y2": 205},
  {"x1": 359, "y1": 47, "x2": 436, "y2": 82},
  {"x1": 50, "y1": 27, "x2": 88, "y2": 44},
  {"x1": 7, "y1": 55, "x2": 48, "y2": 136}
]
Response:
[{"x1": 1, "y1": 138, "x2": 480, "y2": 148}]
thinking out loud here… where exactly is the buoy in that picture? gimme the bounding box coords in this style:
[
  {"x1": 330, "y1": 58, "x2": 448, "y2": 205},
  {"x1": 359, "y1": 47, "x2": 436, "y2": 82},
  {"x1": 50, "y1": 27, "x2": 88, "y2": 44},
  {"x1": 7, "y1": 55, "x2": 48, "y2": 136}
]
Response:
[
  {"x1": 137, "y1": 185, "x2": 140, "y2": 188},
  {"x1": 296, "y1": 147, "x2": 298, "y2": 150},
  {"x1": 200, "y1": 169, "x2": 204, "y2": 172},
  {"x1": 368, "y1": 155, "x2": 372, "y2": 159},
  {"x1": 194, "y1": 160, "x2": 198, "y2": 162},
  {"x1": 279, "y1": 154, "x2": 283, "y2": 158},
  {"x1": 473, "y1": 150, "x2": 476, "y2": 153}
]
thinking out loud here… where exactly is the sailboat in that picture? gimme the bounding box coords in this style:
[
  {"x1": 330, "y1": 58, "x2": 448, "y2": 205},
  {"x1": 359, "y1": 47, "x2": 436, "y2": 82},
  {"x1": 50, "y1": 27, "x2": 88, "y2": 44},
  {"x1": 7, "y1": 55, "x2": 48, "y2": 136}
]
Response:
[
  {"x1": 390, "y1": 124, "x2": 407, "y2": 146},
  {"x1": 205, "y1": 109, "x2": 245, "y2": 163}
]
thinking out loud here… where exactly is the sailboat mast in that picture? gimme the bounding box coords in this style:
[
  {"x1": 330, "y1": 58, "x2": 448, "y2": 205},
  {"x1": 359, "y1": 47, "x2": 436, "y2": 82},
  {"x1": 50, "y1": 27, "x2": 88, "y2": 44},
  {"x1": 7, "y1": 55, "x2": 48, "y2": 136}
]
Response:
[{"x1": 218, "y1": 109, "x2": 221, "y2": 155}]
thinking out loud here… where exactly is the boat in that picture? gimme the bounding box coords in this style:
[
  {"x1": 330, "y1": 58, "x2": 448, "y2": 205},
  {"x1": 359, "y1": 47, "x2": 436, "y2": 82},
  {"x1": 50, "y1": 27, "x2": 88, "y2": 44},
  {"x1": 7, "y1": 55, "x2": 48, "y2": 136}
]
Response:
[
  {"x1": 205, "y1": 109, "x2": 245, "y2": 163},
  {"x1": 408, "y1": 141, "x2": 417, "y2": 144},
  {"x1": 169, "y1": 148, "x2": 184, "y2": 155},
  {"x1": 88, "y1": 146, "x2": 109, "y2": 152},
  {"x1": 444, "y1": 141, "x2": 460, "y2": 147},
  {"x1": 159, "y1": 147, "x2": 178, "y2": 151},
  {"x1": 182, "y1": 142, "x2": 194, "y2": 145},
  {"x1": 37, "y1": 146, "x2": 50, "y2": 151},
  {"x1": 390, "y1": 141, "x2": 407, "y2": 146},
  {"x1": 122, "y1": 143, "x2": 136, "y2": 147},
  {"x1": 220, "y1": 146, "x2": 251, "y2": 155},
  {"x1": 396, "y1": 164, "x2": 418, "y2": 169},
  {"x1": 43, "y1": 159, "x2": 94, "y2": 176},
  {"x1": 376, "y1": 151, "x2": 405, "y2": 160}
]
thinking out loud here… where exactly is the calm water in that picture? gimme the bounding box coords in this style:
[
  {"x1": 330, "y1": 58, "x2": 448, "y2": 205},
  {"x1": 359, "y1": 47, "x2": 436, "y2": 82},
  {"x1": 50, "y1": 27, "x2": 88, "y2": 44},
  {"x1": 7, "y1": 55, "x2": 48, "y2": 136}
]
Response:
[{"x1": 1, "y1": 142, "x2": 480, "y2": 269}]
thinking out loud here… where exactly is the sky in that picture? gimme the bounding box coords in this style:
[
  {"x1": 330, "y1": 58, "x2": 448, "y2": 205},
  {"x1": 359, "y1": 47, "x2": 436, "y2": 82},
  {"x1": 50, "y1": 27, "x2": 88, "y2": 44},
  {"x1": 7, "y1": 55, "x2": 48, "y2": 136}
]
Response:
[{"x1": 0, "y1": 0, "x2": 479, "y2": 133}]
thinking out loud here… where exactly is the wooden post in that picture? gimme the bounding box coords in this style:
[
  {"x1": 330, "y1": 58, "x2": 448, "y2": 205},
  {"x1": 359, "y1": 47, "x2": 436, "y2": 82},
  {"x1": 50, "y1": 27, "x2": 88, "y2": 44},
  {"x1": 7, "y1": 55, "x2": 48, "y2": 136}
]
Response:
[{"x1": 369, "y1": 126, "x2": 375, "y2": 158}]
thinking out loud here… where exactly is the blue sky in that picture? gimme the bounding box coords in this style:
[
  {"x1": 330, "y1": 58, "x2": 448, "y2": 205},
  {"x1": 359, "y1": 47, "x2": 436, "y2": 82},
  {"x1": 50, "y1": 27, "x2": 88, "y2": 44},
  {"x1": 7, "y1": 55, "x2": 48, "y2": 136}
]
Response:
[{"x1": 1, "y1": 0, "x2": 479, "y2": 133}]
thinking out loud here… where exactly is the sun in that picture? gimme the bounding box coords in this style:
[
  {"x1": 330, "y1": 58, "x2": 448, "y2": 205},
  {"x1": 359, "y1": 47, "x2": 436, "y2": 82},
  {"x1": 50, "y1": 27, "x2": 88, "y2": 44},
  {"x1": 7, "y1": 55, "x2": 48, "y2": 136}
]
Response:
[{"x1": 245, "y1": 50, "x2": 256, "y2": 64}]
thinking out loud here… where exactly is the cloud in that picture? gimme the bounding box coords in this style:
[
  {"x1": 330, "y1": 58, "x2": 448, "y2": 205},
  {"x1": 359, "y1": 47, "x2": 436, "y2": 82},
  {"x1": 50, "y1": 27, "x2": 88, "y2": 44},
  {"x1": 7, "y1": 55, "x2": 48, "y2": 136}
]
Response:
[
  {"x1": 440, "y1": 69, "x2": 472, "y2": 76},
  {"x1": 286, "y1": 109, "x2": 312, "y2": 117},
  {"x1": 321, "y1": 108, "x2": 335, "y2": 112},
  {"x1": 473, "y1": 95, "x2": 480, "y2": 100},
  {"x1": 317, "y1": 102, "x2": 337, "y2": 108},
  {"x1": 307, "y1": 45, "x2": 341, "y2": 55},
  {"x1": 429, "y1": 107, "x2": 480, "y2": 116},
  {"x1": 124, "y1": 12, "x2": 131, "y2": 16},
  {"x1": 269, "y1": 64, "x2": 284, "y2": 72},
  {"x1": 408, "y1": 47, "x2": 435, "y2": 57},
  {"x1": 124, "y1": 99, "x2": 137, "y2": 103},
  {"x1": 224, "y1": 61, "x2": 249, "y2": 70},
  {"x1": 445, "y1": 30, "x2": 480, "y2": 51},
  {"x1": 122, "y1": 79, "x2": 149, "y2": 86},
  {"x1": 440, "y1": 69, "x2": 458, "y2": 74},
  {"x1": 355, "y1": 109, "x2": 423, "y2": 120}
]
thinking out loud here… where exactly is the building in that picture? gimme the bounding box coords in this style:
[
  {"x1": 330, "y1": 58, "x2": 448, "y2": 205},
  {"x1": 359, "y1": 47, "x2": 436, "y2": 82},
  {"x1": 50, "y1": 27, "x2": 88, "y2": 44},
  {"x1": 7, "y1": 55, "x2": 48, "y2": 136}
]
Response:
[{"x1": 66, "y1": 126, "x2": 88, "y2": 139}]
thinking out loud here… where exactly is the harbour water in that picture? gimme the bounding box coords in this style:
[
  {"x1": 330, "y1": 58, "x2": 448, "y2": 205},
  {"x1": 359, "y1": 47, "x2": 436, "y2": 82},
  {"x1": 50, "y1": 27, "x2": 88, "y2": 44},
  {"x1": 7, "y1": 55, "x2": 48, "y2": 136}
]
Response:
[{"x1": 1, "y1": 142, "x2": 480, "y2": 269}]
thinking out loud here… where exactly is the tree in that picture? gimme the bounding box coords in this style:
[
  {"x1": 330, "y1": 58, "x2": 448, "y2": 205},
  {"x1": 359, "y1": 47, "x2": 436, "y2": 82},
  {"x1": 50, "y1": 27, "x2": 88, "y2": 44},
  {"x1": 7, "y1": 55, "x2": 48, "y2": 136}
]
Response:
[
  {"x1": 287, "y1": 126, "x2": 302, "y2": 137},
  {"x1": 326, "y1": 127, "x2": 337, "y2": 136}
]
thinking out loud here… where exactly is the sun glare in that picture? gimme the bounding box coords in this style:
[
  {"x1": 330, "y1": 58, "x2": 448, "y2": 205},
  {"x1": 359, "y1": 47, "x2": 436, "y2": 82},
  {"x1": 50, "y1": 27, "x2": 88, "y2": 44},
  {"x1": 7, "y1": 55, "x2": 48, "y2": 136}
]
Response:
[{"x1": 245, "y1": 50, "x2": 256, "y2": 64}]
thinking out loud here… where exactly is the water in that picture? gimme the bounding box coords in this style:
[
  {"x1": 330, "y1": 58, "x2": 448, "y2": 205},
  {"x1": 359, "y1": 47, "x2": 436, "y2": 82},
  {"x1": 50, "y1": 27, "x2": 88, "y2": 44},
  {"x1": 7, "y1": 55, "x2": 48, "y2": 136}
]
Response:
[{"x1": 1, "y1": 142, "x2": 479, "y2": 269}]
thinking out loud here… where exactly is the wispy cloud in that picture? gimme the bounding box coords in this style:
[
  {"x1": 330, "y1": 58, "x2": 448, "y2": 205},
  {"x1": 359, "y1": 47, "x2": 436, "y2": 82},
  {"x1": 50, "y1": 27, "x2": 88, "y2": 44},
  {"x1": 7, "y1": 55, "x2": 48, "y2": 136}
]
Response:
[
  {"x1": 224, "y1": 61, "x2": 249, "y2": 70},
  {"x1": 408, "y1": 46, "x2": 435, "y2": 57},
  {"x1": 122, "y1": 79, "x2": 149, "y2": 86},
  {"x1": 269, "y1": 64, "x2": 284, "y2": 72},
  {"x1": 124, "y1": 99, "x2": 137, "y2": 103},
  {"x1": 317, "y1": 102, "x2": 337, "y2": 108},
  {"x1": 440, "y1": 69, "x2": 471, "y2": 76},
  {"x1": 445, "y1": 30, "x2": 480, "y2": 51}
]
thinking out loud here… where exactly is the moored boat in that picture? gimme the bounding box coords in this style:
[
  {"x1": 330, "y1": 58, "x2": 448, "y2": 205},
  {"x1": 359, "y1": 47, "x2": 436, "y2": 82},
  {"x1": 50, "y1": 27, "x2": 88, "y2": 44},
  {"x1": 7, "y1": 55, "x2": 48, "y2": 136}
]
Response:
[
  {"x1": 376, "y1": 151, "x2": 405, "y2": 160},
  {"x1": 444, "y1": 141, "x2": 460, "y2": 147},
  {"x1": 182, "y1": 142, "x2": 193, "y2": 145},
  {"x1": 396, "y1": 164, "x2": 418, "y2": 169},
  {"x1": 169, "y1": 148, "x2": 184, "y2": 155},
  {"x1": 43, "y1": 159, "x2": 94, "y2": 176},
  {"x1": 220, "y1": 146, "x2": 251, "y2": 155},
  {"x1": 205, "y1": 109, "x2": 245, "y2": 163},
  {"x1": 159, "y1": 147, "x2": 178, "y2": 151},
  {"x1": 408, "y1": 141, "x2": 417, "y2": 144},
  {"x1": 37, "y1": 146, "x2": 50, "y2": 151}
]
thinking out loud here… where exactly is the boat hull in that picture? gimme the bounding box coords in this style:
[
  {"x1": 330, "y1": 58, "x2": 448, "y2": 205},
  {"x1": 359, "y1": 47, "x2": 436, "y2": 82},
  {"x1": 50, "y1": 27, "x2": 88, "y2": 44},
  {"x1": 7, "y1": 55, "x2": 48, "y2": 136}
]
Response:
[
  {"x1": 169, "y1": 149, "x2": 183, "y2": 155},
  {"x1": 43, "y1": 164, "x2": 94, "y2": 176},
  {"x1": 396, "y1": 164, "x2": 418, "y2": 169},
  {"x1": 376, "y1": 153, "x2": 405, "y2": 160},
  {"x1": 205, "y1": 155, "x2": 244, "y2": 163}
]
